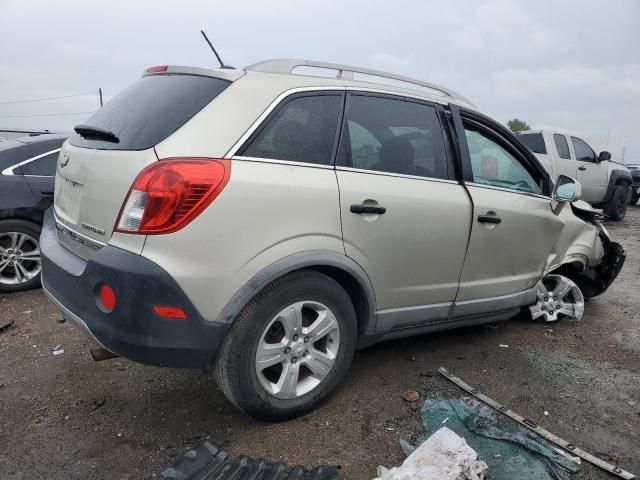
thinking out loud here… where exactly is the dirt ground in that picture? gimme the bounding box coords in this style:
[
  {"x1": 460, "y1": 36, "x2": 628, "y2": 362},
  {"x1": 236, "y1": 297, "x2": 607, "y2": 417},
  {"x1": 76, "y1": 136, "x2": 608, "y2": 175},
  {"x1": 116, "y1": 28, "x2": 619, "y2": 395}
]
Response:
[{"x1": 1, "y1": 208, "x2": 639, "y2": 480}]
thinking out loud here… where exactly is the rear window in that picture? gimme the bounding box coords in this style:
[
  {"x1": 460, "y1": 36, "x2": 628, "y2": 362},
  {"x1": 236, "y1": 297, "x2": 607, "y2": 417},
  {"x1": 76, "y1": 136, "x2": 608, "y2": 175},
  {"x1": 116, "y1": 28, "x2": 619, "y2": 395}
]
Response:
[
  {"x1": 517, "y1": 133, "x2": 546, "y2": 154},
  {"x1": 69, "y1": 74, "x2": 230, "y2": 151}
]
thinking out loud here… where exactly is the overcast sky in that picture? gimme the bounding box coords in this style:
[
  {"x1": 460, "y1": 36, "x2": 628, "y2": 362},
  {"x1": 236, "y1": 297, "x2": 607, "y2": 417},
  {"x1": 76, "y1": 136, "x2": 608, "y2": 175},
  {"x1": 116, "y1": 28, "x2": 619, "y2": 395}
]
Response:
[{"x1": 1, "y1": 0, "x2": 638, "y2": 160}]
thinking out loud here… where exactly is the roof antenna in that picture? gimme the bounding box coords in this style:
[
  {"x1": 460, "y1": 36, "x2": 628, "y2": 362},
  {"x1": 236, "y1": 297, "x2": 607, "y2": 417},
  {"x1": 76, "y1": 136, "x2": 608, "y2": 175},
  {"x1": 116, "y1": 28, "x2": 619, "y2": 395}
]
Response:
[{"x1": 200, "y1": 30, "x2": 234, "y2": 69}]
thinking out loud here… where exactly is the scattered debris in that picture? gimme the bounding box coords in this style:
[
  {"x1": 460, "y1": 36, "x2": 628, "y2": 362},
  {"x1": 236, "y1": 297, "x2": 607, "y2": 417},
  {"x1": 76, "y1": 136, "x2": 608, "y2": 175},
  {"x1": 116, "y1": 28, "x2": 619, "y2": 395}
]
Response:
[
  {"x1": 160, "y1": 441, "x2": 341, "y2": 479},
  {"x1": 438, "y1": 367, "x2": 637, "y2": 480},
  {"x1": 56, "y1": 318, "x2": 66, "y2": 324},
  {"x1": 375, "y1": 427, "x2": 488, "y2": 480},
  {"x1": 50, "y1": 344, "x2": 62, "y2": 352},
  {"x1": 398, "y1": 439, "x2": 416, "y2": 457},
  {"x1": 89, "y1": 398, "x2": 106, "y2": 412},
  {"x1": 52, "y1": 349, "x2": 64, "y2": 356},
  {"x1": 544, "y1": 411, "x2": 549, "y2": 416},
  {"x1": 90, "y1": 348, "x2": 119, "y2": 362},
  {"x1": 403, "y1": 390, "x2": 420, "y2": 402},
  {"x1": 0, "y1": 319, "x2": 14, "y2": 332},
  {"x1": 22, "y1": 310, "x2": 32, "y2": 314},
  {"x1": 498, "y1": 344, "x2": 509, "y2": 348}
]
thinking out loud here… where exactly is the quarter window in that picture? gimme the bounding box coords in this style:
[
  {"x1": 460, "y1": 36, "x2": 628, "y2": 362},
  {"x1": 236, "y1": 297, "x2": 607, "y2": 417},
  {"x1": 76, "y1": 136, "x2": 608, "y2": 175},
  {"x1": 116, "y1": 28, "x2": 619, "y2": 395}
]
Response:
[
  {"x1": 571, "y1": 136, "x2": 596, "y2": 163},
  {"x1": 554, "y1": 134, "x2": 571, "y2": 160},
  {"x1": 240, "y1": 95, "x2": 341, "y2": 165},
  {"x1": 464, "y1": 125, "x2": 542, "y2": 195},
  {"x1": 19, "y1": 151, "x2": 59, "y2": 176},
  {"x1": 337, "y1": 95, "x2": 449, "y2": 179}
]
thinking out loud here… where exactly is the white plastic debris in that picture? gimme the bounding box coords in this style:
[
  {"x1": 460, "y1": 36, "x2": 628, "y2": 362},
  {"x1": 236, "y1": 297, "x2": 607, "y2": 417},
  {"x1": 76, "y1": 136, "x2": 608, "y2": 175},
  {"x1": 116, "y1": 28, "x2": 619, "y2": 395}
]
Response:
[
  {"x1": 374, "y1": 427, "x2": 488, "y2": 480},
  {"x1": 498, "y1": 344, "x2": 509, "y2": 348}
]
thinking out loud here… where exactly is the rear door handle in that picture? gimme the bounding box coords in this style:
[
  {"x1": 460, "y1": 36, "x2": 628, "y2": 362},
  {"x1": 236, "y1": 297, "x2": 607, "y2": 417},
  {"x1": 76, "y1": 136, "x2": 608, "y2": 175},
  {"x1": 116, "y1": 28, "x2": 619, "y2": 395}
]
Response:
[
  {"x1": 41, "y1": 190, "x2": 54, "y2": 195},
  {"x1": 477, "y1": 214, "x2": 501, "y2": 224},
  {"x1": 578, "y1": 166, "x2": 587, "y2": 171},
  {"x1": 350, "y1": 204, "x2": 386, "y2": 215}
]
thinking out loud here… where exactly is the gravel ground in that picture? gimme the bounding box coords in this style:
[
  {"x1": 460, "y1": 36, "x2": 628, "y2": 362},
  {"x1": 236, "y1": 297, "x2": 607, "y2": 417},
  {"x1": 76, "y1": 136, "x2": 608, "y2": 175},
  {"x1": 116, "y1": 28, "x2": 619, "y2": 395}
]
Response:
[{"x1": 1, "y1": 208, "x2": 639, "y2": 479}]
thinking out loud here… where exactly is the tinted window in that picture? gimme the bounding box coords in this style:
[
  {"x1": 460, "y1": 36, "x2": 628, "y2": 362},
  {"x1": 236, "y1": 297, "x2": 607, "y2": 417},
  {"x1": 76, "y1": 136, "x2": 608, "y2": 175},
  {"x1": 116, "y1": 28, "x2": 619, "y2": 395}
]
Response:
[
  {"x1": 465, "y1": 125, "x2": 542, "y2": 195},
  {"x1": 69, "y1": 75, "x2": 230, "y2": 151},
  {"x1": 337, "y1": 95, "x2": 449, "y2": 179},
  {"x1": 20, "y1": 151, "x2": 59, "y2": 176},
  {"x1": 571, "y1": 136, "x2": 596, "y2": 162},
  {"x1": 517, "y1": 133, "x2": 546, "y2": 154},
  {"x1": 241, "y1": 95, "x2": 341, "y2": 165},
  {"x1": 553, "y1": 134, "x2": 571, "y2": 160}
]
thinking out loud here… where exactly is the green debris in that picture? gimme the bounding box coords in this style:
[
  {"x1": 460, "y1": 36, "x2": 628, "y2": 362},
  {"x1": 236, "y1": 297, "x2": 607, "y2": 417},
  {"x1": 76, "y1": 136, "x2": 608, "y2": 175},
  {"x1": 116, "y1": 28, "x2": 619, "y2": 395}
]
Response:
[{"x1": 421, "y1": 397, "x2": 580, "y2": 479}]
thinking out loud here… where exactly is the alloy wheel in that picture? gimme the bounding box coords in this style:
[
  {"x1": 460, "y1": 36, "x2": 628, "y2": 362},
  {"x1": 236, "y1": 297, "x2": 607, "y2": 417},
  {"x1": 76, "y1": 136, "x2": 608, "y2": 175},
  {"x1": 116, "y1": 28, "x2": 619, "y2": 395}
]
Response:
[
  {"x1": 529, "y1": 274, "x2": 584, "y2": 322},
  {"x1": 0, "y1": 232, "x2": 41, "y2": 286},
  {"x1": 255, "y1": 301, "x2": 340, "y2": 399}
]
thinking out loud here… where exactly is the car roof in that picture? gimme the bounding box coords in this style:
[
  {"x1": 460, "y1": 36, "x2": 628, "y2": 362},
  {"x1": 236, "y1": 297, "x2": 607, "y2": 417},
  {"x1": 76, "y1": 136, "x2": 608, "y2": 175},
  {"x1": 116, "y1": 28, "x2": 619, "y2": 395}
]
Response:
[
  {"x1": 145, "y1": 59, "x2": 478, "y2": 111},
  {"x1": 15, "y1": 133, "x2": 69, "y2": 144}
]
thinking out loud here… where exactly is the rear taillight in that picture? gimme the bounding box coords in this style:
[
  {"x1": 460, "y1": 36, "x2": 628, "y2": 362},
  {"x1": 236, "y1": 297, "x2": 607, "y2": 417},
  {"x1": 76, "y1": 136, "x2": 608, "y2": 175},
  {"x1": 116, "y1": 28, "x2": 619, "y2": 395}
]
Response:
[{"x1": 115, "y1": 158, "x2": 230, "y2": 235}]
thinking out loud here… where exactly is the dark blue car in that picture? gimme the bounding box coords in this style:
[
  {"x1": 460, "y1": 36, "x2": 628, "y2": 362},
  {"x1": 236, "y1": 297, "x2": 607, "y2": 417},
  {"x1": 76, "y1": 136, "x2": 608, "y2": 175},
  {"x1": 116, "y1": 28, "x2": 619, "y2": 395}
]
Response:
[{"x1": 0, "y1": 134, "x2": 67, "y2": 292}]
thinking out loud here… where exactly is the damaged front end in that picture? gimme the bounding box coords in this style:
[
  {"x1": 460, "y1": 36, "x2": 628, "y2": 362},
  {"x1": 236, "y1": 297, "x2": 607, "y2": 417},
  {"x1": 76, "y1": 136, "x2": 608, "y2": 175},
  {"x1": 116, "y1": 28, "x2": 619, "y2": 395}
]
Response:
[{"x1": 547, "y1": 201, "x2": 626, "y2": 299}]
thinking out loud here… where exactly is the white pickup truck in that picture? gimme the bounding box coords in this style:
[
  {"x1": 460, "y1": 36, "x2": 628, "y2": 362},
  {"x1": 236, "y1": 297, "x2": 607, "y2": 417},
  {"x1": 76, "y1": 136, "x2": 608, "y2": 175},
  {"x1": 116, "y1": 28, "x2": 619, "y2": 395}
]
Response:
[{"x1": 517, "y1": 129, "x2": 632, "y2": 220}]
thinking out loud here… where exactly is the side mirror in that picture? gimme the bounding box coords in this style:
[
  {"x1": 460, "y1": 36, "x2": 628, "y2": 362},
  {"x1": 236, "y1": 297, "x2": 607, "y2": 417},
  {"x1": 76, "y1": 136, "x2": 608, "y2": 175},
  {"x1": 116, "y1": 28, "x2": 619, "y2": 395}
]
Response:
[
  {"x1": 598, "y1": 151, "x2": 611, "y2": 162},
  {"x1": 553, "y1": 175, "x2": 582, "y2": 203}
]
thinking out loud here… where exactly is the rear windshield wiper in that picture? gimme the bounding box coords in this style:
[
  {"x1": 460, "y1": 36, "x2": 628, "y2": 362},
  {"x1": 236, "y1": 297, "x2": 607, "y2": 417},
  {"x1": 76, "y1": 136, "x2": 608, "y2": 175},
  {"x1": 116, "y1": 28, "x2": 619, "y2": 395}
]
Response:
[{"x1": 74, "y1": 124, "x2": 120, "y2": 143}]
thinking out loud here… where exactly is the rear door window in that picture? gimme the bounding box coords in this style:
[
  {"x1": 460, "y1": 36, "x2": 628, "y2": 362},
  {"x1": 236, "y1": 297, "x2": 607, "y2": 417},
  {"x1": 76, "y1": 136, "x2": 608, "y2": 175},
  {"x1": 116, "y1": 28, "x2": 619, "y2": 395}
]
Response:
[
  {"x1": 19, "y1": 151, "x2": 59, "y2": 176},
  {"x1": 336, "y1": 95, "x2": 450, "y2": 179},
  {"x1": 68, "y1": 74, "x2": 230, "y2": 151},
  {"x1": 554, "y1": 134, "x2": 571, "y2": 159},
  {"x1": 517, "y1": 133, "x2": 546, "y2": 154},
  {"x1": 240, "y1": 94, "x2": 342, "y2": 165}
]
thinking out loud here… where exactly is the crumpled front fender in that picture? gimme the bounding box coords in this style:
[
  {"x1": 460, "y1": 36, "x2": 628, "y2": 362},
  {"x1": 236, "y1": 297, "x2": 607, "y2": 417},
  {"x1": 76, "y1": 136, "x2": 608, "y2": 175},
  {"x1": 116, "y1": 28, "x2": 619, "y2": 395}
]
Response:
[{"x1": 544, "y1": 202, "x2": 625, "y2": 298}]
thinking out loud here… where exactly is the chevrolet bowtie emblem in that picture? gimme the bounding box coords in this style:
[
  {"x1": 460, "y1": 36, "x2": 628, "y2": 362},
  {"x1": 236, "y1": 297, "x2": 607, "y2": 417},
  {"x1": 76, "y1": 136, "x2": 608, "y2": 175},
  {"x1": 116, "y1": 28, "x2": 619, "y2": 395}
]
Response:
[{"x1": 59, "y1": 153, "x2": 70, "y2": 168}]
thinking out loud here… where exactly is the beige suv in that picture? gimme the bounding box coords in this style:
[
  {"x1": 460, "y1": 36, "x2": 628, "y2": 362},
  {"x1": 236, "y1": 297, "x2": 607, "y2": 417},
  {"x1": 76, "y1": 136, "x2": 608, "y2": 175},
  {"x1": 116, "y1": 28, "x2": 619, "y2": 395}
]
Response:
[{"x1": 41, "y1": 59, "x2": 625, "y2": 421}]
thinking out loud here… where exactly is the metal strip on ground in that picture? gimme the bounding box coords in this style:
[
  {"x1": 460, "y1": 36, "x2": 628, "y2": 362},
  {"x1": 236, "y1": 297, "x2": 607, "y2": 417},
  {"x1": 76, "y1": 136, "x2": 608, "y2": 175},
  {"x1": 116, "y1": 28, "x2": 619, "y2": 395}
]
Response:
[{"x1": 438, "y1": 367, "x2": 636, "y2": 480}]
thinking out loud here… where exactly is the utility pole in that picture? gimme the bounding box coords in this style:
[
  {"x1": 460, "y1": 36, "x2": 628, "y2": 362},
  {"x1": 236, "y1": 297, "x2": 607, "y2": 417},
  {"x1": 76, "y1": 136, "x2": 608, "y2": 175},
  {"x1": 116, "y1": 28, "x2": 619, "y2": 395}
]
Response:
[{"x1": 98, "y1": 88, "x2": 103, "y2": 107}]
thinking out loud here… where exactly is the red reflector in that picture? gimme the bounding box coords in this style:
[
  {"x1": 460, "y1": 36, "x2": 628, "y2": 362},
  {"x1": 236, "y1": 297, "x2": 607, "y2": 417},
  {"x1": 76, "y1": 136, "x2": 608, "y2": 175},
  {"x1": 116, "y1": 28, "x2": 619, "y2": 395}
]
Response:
[
  {"x1": 146, "y1": 65, "x2": 168, "y2": 73},
  {"x1": 99, "y1": 284, "x2": 116, "y2": 312},
  {"x1": 153, "y1": 306, "x2": 188, "y2": 320},
  {"x1": 115, "y1": 158, "x2": 230, "y2": 235}
]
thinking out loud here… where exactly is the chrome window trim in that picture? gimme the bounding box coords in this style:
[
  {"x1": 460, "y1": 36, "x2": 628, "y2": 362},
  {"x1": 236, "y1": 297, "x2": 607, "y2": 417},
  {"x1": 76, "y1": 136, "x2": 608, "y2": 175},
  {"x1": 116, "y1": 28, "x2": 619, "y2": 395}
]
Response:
[
  {"x1": 1, "y1": 148, "x2": 61, "y2": 177},
  {"x1": 336, "y1": 165, "x2": 459, "y2": 184},
  {"x1": 232, "y1": 155, "x2": 334, "y2": 170},
  {"x1": 224, "y1": 86, "x2": 449, "y2": 159},
  {"x1": 54, "y1": 211, "x2": 106, "y2": 251},
  {"x1": 467, "y1": 182, "x2": 551, "y2": 200}
]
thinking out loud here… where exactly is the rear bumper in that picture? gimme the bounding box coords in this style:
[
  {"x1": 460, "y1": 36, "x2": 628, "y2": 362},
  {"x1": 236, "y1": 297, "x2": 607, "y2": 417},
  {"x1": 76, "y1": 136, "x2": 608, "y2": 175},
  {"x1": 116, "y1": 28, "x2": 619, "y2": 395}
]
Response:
[{"x1": 40, "y1": 209, "x2": 227, "y2": 368}]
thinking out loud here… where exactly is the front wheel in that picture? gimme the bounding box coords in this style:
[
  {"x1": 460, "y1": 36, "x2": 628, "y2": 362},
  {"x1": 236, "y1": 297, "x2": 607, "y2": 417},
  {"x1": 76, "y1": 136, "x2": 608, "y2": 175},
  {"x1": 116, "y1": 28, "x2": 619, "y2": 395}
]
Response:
[
  {"x1": 215, "y1": 270, "x2": 357, "y2": 421},
  {"x1": 603, "y1": 185, "x2": 628, "y2": 220}
]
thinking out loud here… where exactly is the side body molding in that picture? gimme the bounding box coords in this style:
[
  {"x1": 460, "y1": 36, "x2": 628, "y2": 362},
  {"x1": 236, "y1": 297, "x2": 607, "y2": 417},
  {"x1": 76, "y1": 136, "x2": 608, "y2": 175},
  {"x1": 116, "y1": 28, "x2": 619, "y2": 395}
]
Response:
[{"x1": 214, "y1": 250, "x2": 378, "y2": 334}]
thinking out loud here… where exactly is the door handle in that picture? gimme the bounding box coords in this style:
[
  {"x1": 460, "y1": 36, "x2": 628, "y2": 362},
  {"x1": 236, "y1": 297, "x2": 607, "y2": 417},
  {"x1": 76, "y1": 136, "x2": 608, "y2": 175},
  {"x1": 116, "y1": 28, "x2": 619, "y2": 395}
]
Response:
[
  {"x1": 350, "y1": 204, "x2": 386, "y2": 215},
  {"x1": 477, "y1": 214, "x2": 501, "y2": 224},
  {"x1": 578, "y1": 166, "x2": 587, "y2": 171},
  {"x1": 41, "y1": 190, "x2": 54, "y2": 195}
]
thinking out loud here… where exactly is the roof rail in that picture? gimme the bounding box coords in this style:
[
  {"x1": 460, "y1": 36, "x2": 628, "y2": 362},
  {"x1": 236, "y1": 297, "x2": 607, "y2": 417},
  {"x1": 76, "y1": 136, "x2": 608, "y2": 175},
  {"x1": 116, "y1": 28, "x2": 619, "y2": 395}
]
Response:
[{"x1": 245, "y1": 58, "x2": 474, "y2": 106}]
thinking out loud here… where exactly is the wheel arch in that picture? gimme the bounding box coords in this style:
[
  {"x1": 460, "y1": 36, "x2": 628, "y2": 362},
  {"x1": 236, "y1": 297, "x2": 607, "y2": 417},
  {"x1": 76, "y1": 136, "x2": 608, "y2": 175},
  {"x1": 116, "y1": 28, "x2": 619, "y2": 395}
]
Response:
[
  {"x1": 214, "y1": 250, "x2": 377, "y2": 338},
  {"x1": 0, "y1": 208, "x2": 44, "y2": 226}
]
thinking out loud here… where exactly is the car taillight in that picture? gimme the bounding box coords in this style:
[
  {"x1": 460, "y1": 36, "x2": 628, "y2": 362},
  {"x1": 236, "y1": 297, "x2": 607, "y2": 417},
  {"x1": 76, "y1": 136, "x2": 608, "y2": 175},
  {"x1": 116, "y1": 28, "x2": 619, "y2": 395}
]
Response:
[{"x1": 115, "y1": 158, "x2": 230, "y2": 235}]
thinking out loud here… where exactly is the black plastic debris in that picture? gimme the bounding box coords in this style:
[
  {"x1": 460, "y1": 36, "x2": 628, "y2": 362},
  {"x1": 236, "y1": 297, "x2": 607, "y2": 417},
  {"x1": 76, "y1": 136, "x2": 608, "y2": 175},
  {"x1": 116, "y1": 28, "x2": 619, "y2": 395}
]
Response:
[
  {"x1": 0, "y1": 319, "x2": 14, "y2": 332},
  {"x1": 160, "y1": 441, "x2": 341, "y2": 480}
]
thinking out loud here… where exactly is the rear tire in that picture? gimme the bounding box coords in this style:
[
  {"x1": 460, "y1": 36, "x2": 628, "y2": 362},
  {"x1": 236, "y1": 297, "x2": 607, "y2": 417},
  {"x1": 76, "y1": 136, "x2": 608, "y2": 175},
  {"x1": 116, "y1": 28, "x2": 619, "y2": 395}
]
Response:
[
  {"x1": 603, "y1": 185, "x2": 628, "y2": 220},
  {"x1": 0, "y1": 219, "x2": 42, "y2": 293},
  {"x1": 630, "y1": 191, "x2": 640, "y2": 206},
  {"x1": 215, "y1": 270, "x2": 357, "y2": 421}
]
